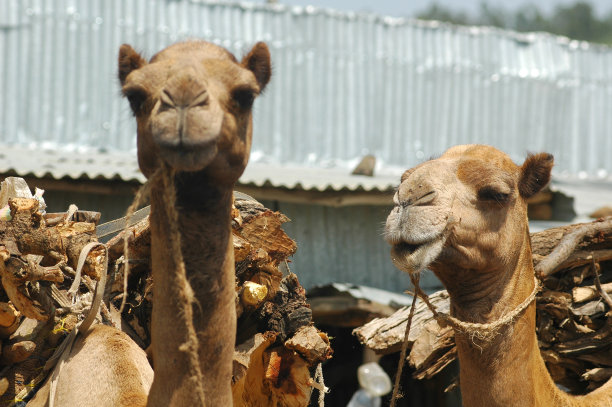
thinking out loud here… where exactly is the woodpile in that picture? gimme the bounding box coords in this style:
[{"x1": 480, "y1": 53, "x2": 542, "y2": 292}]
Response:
[
  {"x1": 0, "y1": 183, "x2": 331, "y2": 406},
  {"x1": 355, "y1": 217, "x2": 612, "y2": 394}
]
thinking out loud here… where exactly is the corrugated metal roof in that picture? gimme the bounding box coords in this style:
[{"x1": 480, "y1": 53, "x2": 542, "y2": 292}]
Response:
[
  {"x1": 0, "y1": 146, "x2": 398, "y2": 192},
  {"x1": 0, "y1": 146, "x2": 143, "y2": 182},
  {"x1": 307, "y1": 282, "x2": 413, "y2": 307},
  {"x1": 241, "y1": 162, "x2": 398, "y2": 192},
  {"x1": 1, "y1": 0, "x2": 612, "y2": 185}
]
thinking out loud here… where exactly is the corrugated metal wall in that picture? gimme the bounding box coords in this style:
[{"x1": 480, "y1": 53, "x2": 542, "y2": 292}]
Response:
[{"x1": 1, "y1": 0, "x2": 612, "y2": 179}]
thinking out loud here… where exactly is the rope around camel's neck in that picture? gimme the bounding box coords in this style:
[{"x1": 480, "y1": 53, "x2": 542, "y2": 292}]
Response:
[
  {"x1": 389, "y1": 272, "x2": 539, "y2": 407},
  {"x1": 123, "y1": 164, "x2": 206, "y2": 404}
]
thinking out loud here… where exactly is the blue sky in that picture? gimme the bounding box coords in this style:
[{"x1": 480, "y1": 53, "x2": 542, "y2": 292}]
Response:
[{"x1": 259, "y1": 0, "x2": 612, "y2": 18}]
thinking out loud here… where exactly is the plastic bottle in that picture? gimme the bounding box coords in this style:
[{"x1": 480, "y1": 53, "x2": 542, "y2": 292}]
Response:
[{"x1": 347, "y1": 362, "x2": 392, "y2": 407}]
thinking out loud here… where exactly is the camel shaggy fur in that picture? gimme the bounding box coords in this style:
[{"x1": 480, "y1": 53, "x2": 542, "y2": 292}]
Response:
[
  {"x1": 385, "y1": 144, "x2": 612, "y2": 407},
  {"x1": 28, "y1": 40, "x2": 270, "y2": 407}
]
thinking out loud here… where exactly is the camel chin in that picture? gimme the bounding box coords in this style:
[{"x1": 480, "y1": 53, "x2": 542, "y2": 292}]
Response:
[{"x1": 390, "y1": 234, "x2": 446, "y2": 274}]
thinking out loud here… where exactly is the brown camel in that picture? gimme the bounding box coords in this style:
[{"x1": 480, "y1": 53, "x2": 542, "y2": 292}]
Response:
[
  {"x1": 118, "y1": 40, "x2": 271, "y2": 406},
  {"x1": 27, "y1": 40, "x2": 270, "y2": 407},
  {"x1": 385, "y1": 144, "x2": 612, "y2": 407}
]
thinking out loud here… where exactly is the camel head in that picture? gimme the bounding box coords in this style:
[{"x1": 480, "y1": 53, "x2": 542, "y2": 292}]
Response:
[
  {"x1": 385, "y1": 144, "x2": 553, "y2": 281},
  {"x1": 118, "y1": 41, "x2": 271, "y2": 183}
]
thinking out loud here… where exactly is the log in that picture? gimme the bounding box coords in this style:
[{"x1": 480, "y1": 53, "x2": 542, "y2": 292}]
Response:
[
  {"x1": 0, "y1": 250, "x2": 65, "y2": 320},
  {"x1": 532, "y1": 217, "x2": 612, "y2": 277},
  {"x1": 409, "y1": 320, "x2": 455, "y2": 379},
  {"x1": 573, "y1": 282, "x2": 612, "y2": 303},
  {"x1": 354, "y1": 290, "x2": 450, "y2": 355},
  {"x1": 0, "y1": 378, "x2": 8, "y2": 396},
  {"x1": 1, "y1": 340, "x2": 36, "y2": 364},
  {"x1": 237, "y1": 210, "x2": 297, "y2": 264},
  {"x1": 285, "y1": 325, "x2": 332, "y2": 365},
  {"x1": 0, "y1": 302, "x2": 19, "y2": 328},
  {"x1": 582, "y1": 368, "x2": 612, "y2": 382}
]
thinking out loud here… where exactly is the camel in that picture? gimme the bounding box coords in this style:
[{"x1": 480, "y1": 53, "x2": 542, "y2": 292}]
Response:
[
  {"x1": 384, "y1": 144, "x2": 612, "y2": 407},
  {"x1": 118, "y1": 39, "x2": 270, "y2": 407},
  {"x1": 27, "y1": 324, "x2": 153, "y2": 407},
  {"x1": 27, "y1": 40, "x2": 270, "y2": 406}
]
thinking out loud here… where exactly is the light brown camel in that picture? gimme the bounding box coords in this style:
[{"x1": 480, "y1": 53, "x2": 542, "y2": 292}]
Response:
[
  {"x1": 27, "y1": 324, "x2": 153, "y2": 407},
  {"x1": 385, "y1": 144, "x2": 612, "y2": 407},
  {"x1": 27, "y1": 40, "x2": 270, "y2": 407}
]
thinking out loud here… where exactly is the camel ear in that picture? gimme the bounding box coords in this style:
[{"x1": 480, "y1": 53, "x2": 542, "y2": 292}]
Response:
[
  {"x1": 519, "y1": 153, "x2": 554, "y2": 198},
  {"x1": 118, "y1": 44, "x2": 146, "y2": 86},
  {"x1": 242, "y1": 42, "x2": 271, "y2": 92}
]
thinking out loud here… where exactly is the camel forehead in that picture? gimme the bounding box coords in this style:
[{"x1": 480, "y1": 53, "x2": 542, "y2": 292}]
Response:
[
  {"x1": 437, "y1": 145, "x2": 519, "y2": 188},
  {"x1": 443, "y1": 144, "x2": 517, "y2": 168},
  {"x1": 144, "y1": 41, "x2": 252, "y2": 83},
  {"x1": 127, "y1": 42, "x2": 256, "y2": 92},
  {"x1": 150, "y1": 41, "x2": 237, "y2": 64}
]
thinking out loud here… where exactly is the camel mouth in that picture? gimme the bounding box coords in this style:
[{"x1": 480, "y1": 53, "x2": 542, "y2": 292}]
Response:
[
  {"x1": 158, "y1": 141, "x2": 218, "y2": 172},
  {"x1": 390, "y1": 234, "x2": 447, "y2": 274},
  {"x1": 393, "y1": 241, "x2": 423, "y2": 255}
]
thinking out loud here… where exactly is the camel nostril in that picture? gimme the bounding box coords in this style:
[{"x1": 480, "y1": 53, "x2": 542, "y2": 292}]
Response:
[
  {"x1": 413, "y1": 190, "x2": 437, "y2": 205},
  {"x1": 399, "y1": 190, "x2": 438, "y2": 208},
  {"x1": 191, "y1": 90, "x2": 209, "y2": 107},
  {"x1": 160, "y1": 89, "x2": 175, "y2": 108}
]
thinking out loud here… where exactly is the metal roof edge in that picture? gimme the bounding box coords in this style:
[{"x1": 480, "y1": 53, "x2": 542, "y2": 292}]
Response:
[
  {"x1": 239, "y1": 162, "x2": 400, "y2": 193},
  {"x1": 0, "y1": 146, "x2": 401, "y2": 193},
  {"x1": 0, "y1": 145, "x2": 145, "y2": 183}
]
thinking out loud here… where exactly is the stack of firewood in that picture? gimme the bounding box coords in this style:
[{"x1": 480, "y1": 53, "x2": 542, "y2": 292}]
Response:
[
  {"x1": 533, "y1": 218, "x2": 612, "y2": 393},
  {"x1": 0, "y1": 197, "x2": 105, "y2": 405},
  {"x1": 355, "y1": 217, "x2": 612, "y2": 394},
  {"x1": 0, "y1": 181, "x2": 331, "y2": 406}
]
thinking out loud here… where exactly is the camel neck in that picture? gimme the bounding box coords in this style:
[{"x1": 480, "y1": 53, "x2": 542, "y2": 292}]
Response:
[
  {"x1": 448, "y1": 231, "x2": 571, "y2": 406},
  {"x1": 173, "y1": 171, "x2": 234, "y2": 212},
  {"x1": 146, "y1": 174, "x2": 236, "y2": 407},
  {"x1": 438, "y1": 226, "x2": 534, "y2": 323}
]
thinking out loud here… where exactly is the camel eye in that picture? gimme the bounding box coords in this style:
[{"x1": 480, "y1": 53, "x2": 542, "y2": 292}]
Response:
[
  {"x1": 478, "y1": 186, "x2": 510, "y2": 203},
  {"x1": 123, "y1": 87, "x2": 148, "y2": 115},
  {"x1": 232, "y1": 88, "x2": 255, "y2": 110}
]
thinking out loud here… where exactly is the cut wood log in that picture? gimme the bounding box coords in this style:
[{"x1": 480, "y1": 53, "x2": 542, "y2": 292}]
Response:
[
  {"x1": 0, "y1": 302, "x2": 19, "y2": 328},
  {"x1": 285, "y1": 325, "x2": 332, "y2": 365},
  {"x1": 573, "y1": 282, "x2": 612, "y2": 303},
  {"x1": 1, "y1": 340, "x2": 36, "y2": 364},
  {"x1": 582, "y1": 368, "x2": 612, "y2": 382}
]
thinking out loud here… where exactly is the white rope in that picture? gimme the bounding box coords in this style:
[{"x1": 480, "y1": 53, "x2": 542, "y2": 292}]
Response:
[
  {"x1": 413, "y1": 275, "x2": 540, "y2": 341},
  {"x1": 312, "y1": 363, "x2": 328, "y2": 407}
]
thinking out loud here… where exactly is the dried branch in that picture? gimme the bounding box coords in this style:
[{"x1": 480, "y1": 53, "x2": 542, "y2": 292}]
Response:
[
  {"x1": 592, "y1": 257, "x2": 612, "y2": 310},
  {"x1": 535, "y1": 218, "x2": 612, "y2": 277}
]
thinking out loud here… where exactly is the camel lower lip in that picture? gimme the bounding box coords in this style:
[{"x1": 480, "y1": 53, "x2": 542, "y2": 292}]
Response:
[{"x1": 390, "y1": 235, "x2": 446, "y2": 274}]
